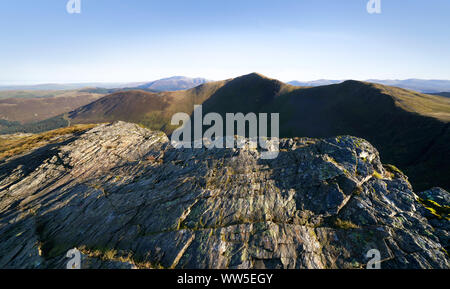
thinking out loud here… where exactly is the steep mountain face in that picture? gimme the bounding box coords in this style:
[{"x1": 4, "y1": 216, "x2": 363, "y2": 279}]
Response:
[
  {"x1": 200, "y1": 73, "x2": 296, "y2": 114},
  {"x1": 0, "y1": 122, "x2": 448, "y2": 269},
  {"x1": 136, "y1": 76, "x2": 210, "y2": 91}
]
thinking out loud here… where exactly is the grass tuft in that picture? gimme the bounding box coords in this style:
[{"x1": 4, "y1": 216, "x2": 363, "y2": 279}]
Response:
[
  {"x1": 334, "y1": 218, "x2": 360, "y2": 230},
  {"x1": 0, "y1": 124, "x2": 97, "y2": 160}
]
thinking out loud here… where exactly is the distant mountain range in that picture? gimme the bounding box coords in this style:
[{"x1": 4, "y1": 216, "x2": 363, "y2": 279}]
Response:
[
  {"x1": 288, "y1": 79, "x2": 450, "y2": 93},
  {"x1": 0, "y1": 76, "x2": 210, "y2": 92},
  {"x1": 3, "y1": 73, "x2": 448, "y2": 192},
  {"x1": 0, "y1": 82, "x2": 137, "y2": 91},
  {"x1": 3, "y1": 77, "x2": 450, "y2": 94},
  {"x1": 431, "y1": 92, "x2": 450, "y2": 98},
  {"x1": 288, "y1": 80, "x2": 343, "y2": 87}
]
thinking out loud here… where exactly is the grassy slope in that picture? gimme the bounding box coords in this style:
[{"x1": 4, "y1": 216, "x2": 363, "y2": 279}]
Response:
[
  {"x1": 375, "y1": 84, "x2": 450, "y2": 122},
  {"x1": 0, "y1": 124, "x2": 97, "y2": 160}
]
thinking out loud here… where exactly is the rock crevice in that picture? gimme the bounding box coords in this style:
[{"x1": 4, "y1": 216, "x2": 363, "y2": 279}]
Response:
[{"x1": 0, "y1": 122, "x2": 448, "y2": 269}]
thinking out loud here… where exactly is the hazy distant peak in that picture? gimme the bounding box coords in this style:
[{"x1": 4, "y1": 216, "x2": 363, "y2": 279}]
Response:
[
  {"x1": 289, "y1": 79, "x2": 450, "y2": 93},
  {"x1": 137, "y1": 76, "x2": 210, "y2": 91},
  {"x1": 288, "y1": 80, "x2": 344, "y2": 87}
]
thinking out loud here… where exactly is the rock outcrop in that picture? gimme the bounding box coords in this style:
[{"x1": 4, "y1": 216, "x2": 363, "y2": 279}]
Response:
[{"x1": 0, "y1": 122, "x2": 448, "y2": 269}]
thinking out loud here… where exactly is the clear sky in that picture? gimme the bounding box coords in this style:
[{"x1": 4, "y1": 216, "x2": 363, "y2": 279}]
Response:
[{"x1": 0, "y1": 0, "x2": 449, "y2": 84}]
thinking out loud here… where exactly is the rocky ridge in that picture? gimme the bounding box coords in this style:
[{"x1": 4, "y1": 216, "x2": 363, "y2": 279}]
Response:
[{"x1": 0, "y1": 122, "x2": 448, "y2": 269}]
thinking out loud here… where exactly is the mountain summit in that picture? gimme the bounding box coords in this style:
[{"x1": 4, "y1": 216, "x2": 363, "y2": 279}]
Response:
[{"x1": 136, "y1": 76, "x2": 210, "y2": 91}]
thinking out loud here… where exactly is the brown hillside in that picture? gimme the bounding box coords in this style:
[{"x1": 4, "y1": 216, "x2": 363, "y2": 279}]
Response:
[{"x1": 0, "y1": 93, "x2": 105, "y2": 124}]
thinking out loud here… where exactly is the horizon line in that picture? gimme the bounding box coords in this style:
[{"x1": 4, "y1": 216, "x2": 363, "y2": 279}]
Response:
[{"x1": 1, "y1": 74, "x2": 450, "y2": 88}]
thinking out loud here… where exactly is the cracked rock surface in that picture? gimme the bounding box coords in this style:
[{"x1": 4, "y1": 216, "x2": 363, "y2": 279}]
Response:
[{"x1": 0, "y1": 121, "x2": 448, "y2": 269}]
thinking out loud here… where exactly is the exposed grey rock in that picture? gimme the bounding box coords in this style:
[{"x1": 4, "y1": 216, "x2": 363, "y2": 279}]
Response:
[
  {"x1": 0, "y1": 122, "x2": 448, "y2": 269},
  {"x1": 416, "y1": 187, "x2": 450, "y2": 254},
  {"x1": 418, "y1": 188, "x2": 450, "y2": 208}
]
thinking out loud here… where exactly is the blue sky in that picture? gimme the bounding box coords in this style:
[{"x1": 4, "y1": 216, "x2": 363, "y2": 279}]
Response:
[{"x1": 0, "y1": 0, "x2": 449, "y2": 84}]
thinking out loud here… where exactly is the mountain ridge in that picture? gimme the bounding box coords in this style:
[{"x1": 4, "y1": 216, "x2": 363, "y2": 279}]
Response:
[{"x1": 2, "y1": 73, "x2": 450, "y2": 191}]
